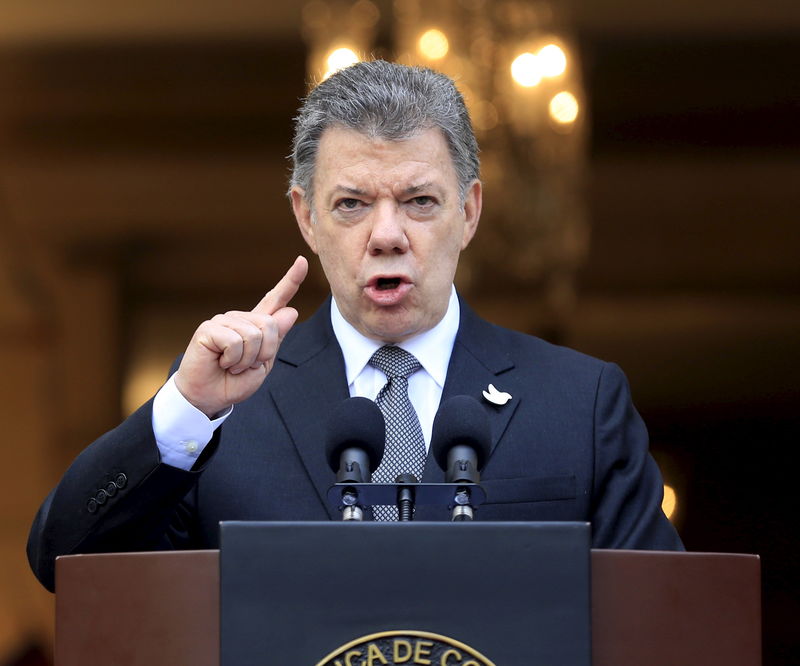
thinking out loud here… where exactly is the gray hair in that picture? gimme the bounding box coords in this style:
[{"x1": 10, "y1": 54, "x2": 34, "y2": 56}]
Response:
[{"x1": 289, "y1": 60, "x2": 480, "y2": 205}]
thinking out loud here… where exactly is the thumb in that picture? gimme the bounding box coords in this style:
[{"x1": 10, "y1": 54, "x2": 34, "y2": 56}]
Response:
[{"x1": 272, "y1": 306, "x2": 300, "y2": 341}]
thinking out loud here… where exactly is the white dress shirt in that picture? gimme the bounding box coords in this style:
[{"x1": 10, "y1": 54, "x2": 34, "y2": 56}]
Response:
[
  {"x1": 330, "y1": 286, "x2": 459, "y2": 450},
  {"x1": 152, "y1": 287, "x2": 460, "y2": 470}
]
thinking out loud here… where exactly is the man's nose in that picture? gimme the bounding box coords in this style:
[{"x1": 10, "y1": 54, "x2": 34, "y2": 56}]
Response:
[{"x1": 367, "y1": 202, "x2": 409, "y2": 254}]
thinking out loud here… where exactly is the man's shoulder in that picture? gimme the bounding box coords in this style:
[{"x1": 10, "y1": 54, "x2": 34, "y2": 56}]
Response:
[{"x1": 458, "y1": 302, "x2": 608, "y2": 378}]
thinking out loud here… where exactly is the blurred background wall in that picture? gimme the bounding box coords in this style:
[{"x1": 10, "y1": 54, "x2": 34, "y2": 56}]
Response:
[{"x1": 0, "y1": 1, "x2": 797, "y2": 664}]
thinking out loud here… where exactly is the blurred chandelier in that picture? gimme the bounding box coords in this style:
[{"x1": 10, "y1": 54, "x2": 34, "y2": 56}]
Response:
[{"x1": 301, "y1": 0, "x2": 588, "y2": 336}]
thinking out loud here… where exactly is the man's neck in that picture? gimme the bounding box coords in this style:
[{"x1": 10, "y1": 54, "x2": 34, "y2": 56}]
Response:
[{"x1": 330, "y1": 287, "x2": 460, "y2": 387}]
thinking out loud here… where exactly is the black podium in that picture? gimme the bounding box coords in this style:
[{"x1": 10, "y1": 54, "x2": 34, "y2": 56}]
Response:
[{"x1": 220, "y1": 521, "x2": 591, "y2": 665}]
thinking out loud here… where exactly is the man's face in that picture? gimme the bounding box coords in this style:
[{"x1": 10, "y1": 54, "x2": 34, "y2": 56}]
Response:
[{"x1": 291, "y1": 126, "x2": 481, "y2": 342}]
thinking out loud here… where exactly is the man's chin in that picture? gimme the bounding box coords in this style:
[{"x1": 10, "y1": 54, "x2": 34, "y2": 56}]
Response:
[{"x1": 360, "y1": 312, "x2": 425, "y2": 344}]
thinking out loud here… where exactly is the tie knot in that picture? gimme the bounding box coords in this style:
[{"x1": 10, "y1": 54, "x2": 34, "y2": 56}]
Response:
[{"x1": 369, "y1": 345, "x2": 421, "y2": 380}]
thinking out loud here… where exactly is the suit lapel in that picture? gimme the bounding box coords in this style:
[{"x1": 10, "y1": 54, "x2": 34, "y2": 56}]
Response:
[
  {"x1": 268, "y1": 299, "x2": 349, "y2": 520},
  {"x1": 269, "y1": 295, "x2": 521, "y2": 521},
  {"x1": 440, "y1": 298, "x2": 519, "y2": 459},
  {"x1": 416, "y1": 298, "x2": 519, "y2": 519}
]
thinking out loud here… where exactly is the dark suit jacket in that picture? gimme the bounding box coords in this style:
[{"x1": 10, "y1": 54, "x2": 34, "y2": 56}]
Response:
[{"x1": 28, "y1": 297, "x2": 682, "y2": 591}]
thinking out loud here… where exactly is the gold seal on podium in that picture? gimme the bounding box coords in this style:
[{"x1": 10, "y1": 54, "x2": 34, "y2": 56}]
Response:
[{"x1": 316, "y1": 629, "x2": 495, "y2": 666}]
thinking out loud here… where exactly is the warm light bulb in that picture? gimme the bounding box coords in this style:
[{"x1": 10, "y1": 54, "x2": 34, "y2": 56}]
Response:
[
  {"x1": 538, "y1": 43, "x2": 567, "y2": 78},
  {"x1": 418, "y1": 29, "x2": 449, "y2": 60},
  {"x1": 510, "y1": 52, "x2": 542, "y2": 88},
  {"x1": 549, "y1": 91, "x2": 579, "y2": 124},
  {"x1": 323, "y1": 47, "x2": 359, "y2": 79},
  {"x1": 662, "y1": 484, "x2": 677, "y2": 520}
]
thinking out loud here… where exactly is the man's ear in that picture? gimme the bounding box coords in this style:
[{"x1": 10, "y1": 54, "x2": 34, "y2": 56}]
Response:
[
  {"x1": 291, "y1": 187, "x2": 318, "y2": 254},
  {"x1": 460, "y1": 180, "x2": 482, "y2": 250}
]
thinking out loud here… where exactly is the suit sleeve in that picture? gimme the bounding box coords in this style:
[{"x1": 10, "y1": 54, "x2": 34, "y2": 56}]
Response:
[
  {"x1": 590, "y1": 362, "x2": 684, "y2": 550},
  {"x1": 26, "y1": 399, "x2": 217, "y2": 592}
]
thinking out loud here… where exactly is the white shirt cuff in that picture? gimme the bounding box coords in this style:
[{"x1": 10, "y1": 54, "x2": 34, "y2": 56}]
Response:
[{"x1": 152, "y1": 374, "x2": 232, "y2": 470}]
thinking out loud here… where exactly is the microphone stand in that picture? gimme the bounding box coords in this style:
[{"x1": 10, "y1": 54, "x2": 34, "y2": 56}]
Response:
[
  {"x1": 445, "y1": 450, "x2": 481, "y2": 521},
  {"x1": 335, "y1": 450, "x2": 370, "y2": 521},
  {"x1": 450, "y1": 487, "x2": 475, "y2": 521},
  {"x1": 395, "y1": 474, "x2": 418, "y2": 521},
  {"x1": 328, "y1": 481, "x2": 487, "y2": 519},
  {"x1": 340, "y1": 488, "x2": 363, "y2": 521}
]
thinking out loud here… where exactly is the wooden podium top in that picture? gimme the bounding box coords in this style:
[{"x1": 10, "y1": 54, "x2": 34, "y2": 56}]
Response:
[
  {"x1": 55, "y1": 549, "x2": 761, "y2": 666},
  {"x1": 591, "y1": 550, "x2": 760, "y2": 666}
]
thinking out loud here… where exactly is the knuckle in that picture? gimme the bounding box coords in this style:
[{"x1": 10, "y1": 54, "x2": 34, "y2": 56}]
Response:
[
  {"x1": 250, "y1": 312, "x2": 272, "y2": 328},
  {"x1": 264, "y1": 316, "x2": 279, "y2": 334}
]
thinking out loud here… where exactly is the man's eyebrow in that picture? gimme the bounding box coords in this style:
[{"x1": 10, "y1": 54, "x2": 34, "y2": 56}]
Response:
[
  {"x1": 329, "y1": 182, "x2": 444, "y2": 198},
  {"x1": 332, "y1": 186, "x2": 368, "y2": 197},
  {"x1": 403, "y1": 182, "x2": 442, "y2": 196}
]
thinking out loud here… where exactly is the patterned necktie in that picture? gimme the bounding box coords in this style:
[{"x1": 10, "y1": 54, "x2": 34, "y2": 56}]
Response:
[{"x1": 369, "y1": 345, "x2": 426, "y2": 521}]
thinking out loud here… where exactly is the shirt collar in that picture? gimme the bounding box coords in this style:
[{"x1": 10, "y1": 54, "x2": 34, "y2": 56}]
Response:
[{"x1": 330, "y1": 286, "x2": 460, "y2": 388}]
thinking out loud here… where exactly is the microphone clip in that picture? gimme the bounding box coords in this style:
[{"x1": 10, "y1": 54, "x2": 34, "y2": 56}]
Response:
[{"x1": 450, "y1": 487, "x2": 475, "y2": 521}]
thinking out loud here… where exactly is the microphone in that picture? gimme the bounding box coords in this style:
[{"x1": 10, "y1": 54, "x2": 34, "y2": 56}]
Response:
[
  {"x1": 325, "y1": 397, "x2": 385, "y2": 520},
  {"x1": 326, "y1": 397, "x2": 385, "y2": 482},
  {"x1": 431, "y1": 395, "x2": 491, "y2": 520}
]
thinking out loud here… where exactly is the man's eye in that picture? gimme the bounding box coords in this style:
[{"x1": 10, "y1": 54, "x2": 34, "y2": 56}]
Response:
[
  {"x1": 337, "y1": 198, "x2": 362, "y2": 210},
  {"x1": 410, "y1": 196, "x2": 434, "y2": 207}
]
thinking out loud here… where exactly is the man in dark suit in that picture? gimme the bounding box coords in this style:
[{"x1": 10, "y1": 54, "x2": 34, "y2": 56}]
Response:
[{"x1": 28, "y1": 60, "x2": 682, "y2": 592}]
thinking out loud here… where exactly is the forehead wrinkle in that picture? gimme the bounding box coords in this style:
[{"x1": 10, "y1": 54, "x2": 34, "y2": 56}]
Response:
[
  {"x1": 329, "y1": 176, "x2": 442, "y2": 198},
  {"x1": 316, "y1": 128, "x2": 457, "y2": 203}
]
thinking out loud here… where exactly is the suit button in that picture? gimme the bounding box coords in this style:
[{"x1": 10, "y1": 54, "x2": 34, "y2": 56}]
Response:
[
  {"x1": 95, "y1": 489, "x2": 108, "y2": 505},
  {"x1": 105, "y1": 481, "x2": 117, "y2": 497},
  {"x1": 114, "y1": 473, "x2": 128, "y2": 489},
  {"x1": 87, "y1": 498, "x2": 98, "y2": 513}
]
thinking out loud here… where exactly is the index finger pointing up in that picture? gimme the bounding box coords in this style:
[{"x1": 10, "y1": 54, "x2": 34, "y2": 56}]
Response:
[{"x1": 252, "y1": 256, "x2": 309, "y2": 315}]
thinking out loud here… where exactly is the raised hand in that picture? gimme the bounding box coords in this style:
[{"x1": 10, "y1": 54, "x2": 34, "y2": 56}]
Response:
[{"x1": 173, "y1": 256, "x2": 309, "y2": 417}]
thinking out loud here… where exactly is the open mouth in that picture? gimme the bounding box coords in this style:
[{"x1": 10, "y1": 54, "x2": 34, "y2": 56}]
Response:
[
  {"x1": 365, "y1": 275, "x2": 412, "y2": 306},
  {"x1": 376, "y1": 277, "x2": 402, "y2": 290}
]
